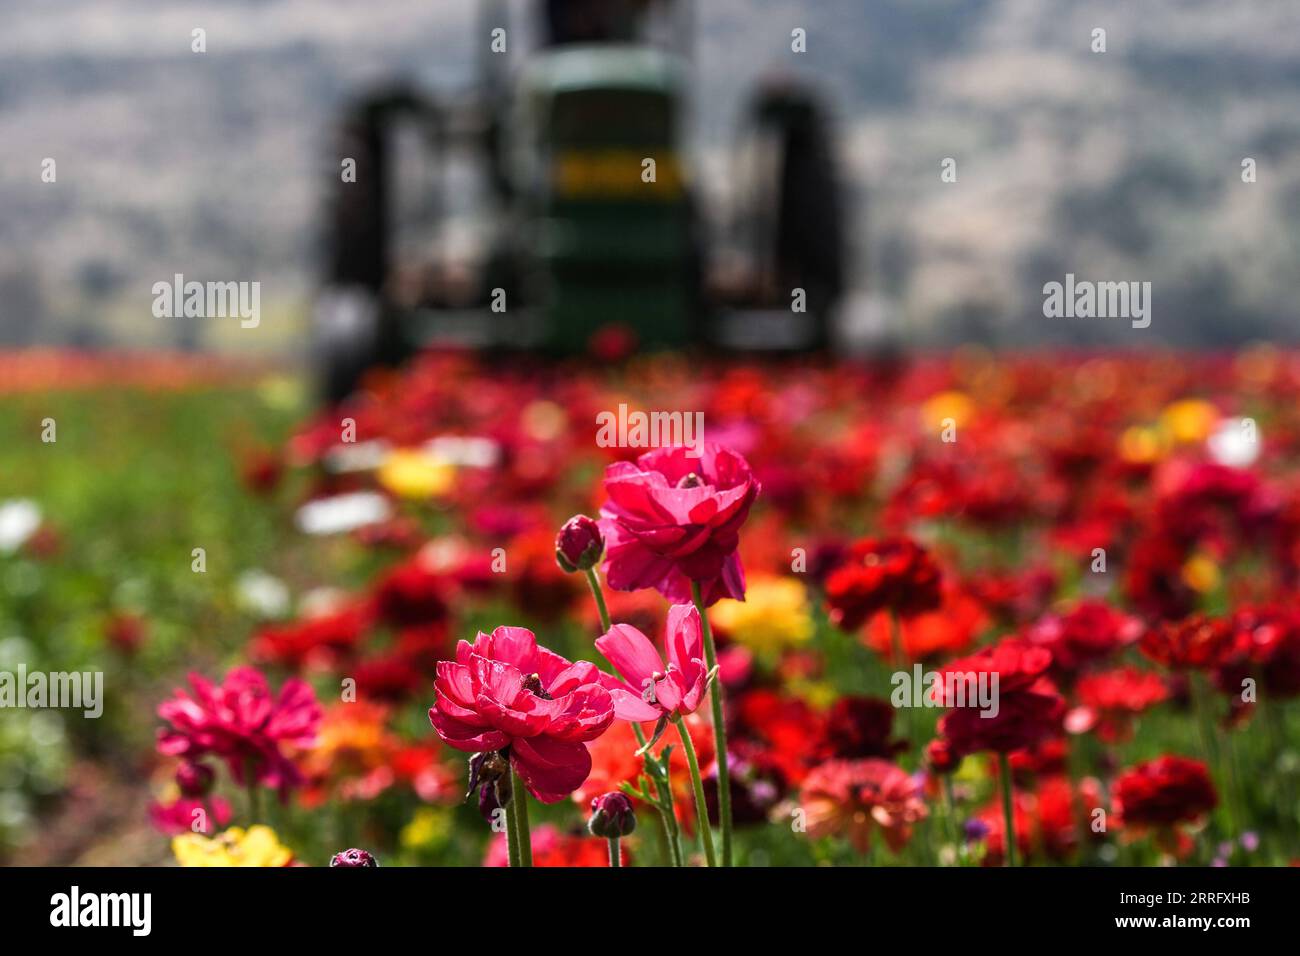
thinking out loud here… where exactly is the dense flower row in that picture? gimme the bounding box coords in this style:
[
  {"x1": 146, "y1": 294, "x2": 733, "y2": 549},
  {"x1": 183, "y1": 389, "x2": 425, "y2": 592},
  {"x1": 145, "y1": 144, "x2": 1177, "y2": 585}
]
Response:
[{"x1": 149, "y1": 349, "x2": 1300, "y2": 866}]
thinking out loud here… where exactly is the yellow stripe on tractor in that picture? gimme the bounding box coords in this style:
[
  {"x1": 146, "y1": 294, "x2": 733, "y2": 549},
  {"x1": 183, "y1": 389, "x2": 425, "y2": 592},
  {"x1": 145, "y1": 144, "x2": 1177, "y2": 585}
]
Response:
[{"x1": 553, "y1": 150, "x2": 683, "y2": 199}]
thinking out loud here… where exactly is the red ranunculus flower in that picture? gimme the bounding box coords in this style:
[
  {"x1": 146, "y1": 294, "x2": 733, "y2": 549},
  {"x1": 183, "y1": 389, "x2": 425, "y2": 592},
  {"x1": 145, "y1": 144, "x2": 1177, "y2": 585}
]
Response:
[
  {"x1": 598, "y1": 443, "x2": 759, "y2": 606},
  {"x1": 1065, "y1": 667, "x2": 1169, "y2": 742},
  {"x1": 595, "y1": 603, "x2": 708, "y2": 722},
  {"x1": 821, "y1": 696, "x2": 906, "y2": 760},
  {"x1": 936, "y1": 639, "x2": 1064, "y2": 756},
  {"x1": 1139, "y1": 614, "x2": 1236, "y2": 671},
  {"x1": 824, "y1": 536, "x2": 943, "y2": 631},
  {"x1": 429, "y1": 627, "x2": 614, "y2": 802},
  {"x1": 799, "y1": 758, "x2": 928, "y2": 854},
  {"x1": 372, "y1": 556, "x2": 449, "y2": 628},
  {"x1": 157, "y1": 667, "x2": 322, "y2": 797},
  {"x1": 1113, "y1": 755, "x2": 1217, "y2": 854},
  {"x1": 1022, "y1": 600, "x2": 1142, "y2": 678}
]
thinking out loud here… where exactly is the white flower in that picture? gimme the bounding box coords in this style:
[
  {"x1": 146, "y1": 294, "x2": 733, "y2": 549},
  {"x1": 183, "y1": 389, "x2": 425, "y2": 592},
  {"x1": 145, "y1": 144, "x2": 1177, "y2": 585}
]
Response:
[
  {"x1": 0, "y1": 500, "x2": 41, "y2": 554},
  {"x1": 423, "y1": 435, "x2": 500, "y2": 469},
  {"x1": 294, "y1": 492, "x2": 391, "y2": 536},
  {"x1": 1207, "y1": 418, "x2": 1260, "y2": 468},
  {"x1": 323, "y1": 440, "x2": 393, "y2": 474},
  {"x1": 235, "y1": 570, "x2": 291, "y2": 619}
]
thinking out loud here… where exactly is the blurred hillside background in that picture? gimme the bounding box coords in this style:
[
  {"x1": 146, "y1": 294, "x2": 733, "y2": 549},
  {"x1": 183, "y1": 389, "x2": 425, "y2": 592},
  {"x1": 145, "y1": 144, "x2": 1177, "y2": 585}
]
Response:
[{"x1": 1, "y1": 0, "x2": 1298, "y2": 352}]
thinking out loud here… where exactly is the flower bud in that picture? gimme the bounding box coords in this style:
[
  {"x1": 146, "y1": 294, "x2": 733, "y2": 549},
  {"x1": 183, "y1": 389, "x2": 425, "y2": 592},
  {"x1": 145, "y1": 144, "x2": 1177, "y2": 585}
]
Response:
[
  {"x1": 588, "y1": 791, "x2": 636, "y2": 838},
  {"x1": 925, "y1": 739, "x2": 956, "y2": 775},
  {"x1": 175, "y1": 761, "x2": 215, "y2": 797},
  {"x1": 329, "y1": 848, "x2": 379, "y2": 868},
  {"x1": 555, "y1": 515, "x2": 604, "y2": 573}
]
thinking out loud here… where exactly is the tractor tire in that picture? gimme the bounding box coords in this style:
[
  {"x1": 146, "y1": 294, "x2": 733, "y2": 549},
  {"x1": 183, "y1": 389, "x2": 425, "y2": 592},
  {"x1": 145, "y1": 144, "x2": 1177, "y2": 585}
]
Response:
[{"x1": 742, "y1": 81, "x2": 846, "y2": 350}]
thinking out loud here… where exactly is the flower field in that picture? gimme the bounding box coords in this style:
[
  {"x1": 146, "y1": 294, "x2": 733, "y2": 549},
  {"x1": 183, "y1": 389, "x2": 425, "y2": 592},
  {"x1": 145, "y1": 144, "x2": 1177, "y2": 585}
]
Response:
[{"x1": 4, "y1": 347, "x2": 1300, "y2": 868}]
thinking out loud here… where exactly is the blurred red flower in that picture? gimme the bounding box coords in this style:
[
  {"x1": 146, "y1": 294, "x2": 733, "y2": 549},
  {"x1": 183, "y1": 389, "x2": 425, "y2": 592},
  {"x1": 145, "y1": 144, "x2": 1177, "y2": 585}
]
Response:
[
  {"x1": 1066, "y1": 667, "x2": 1169, "y2": 742},
  {"x1": 1113, "y1": 755, "x2": 1217, "y2": 855},
  {"x1": 1140, "y1": 614, "x2": 1236, "y2": 671},
  {"x1": 824, "y1": 536, "x2": 943, "y2": 631},
  {"x1": 1022, "y1": 600, "x2": 1142, "y2": 679},
  {"x1": 936, "y1": 639, "x2": 1064, "y2": 756},
  {"x1": 484, "y1": 824, "x2": 629, "y2": 867},
  {"x1": 799, "y1": 758, "x2": 927, "y2": 854}
]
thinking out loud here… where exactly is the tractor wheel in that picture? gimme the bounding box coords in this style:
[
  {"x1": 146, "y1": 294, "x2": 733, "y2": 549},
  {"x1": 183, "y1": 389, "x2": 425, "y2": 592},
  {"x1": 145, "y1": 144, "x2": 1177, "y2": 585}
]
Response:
[
  {"x1": 739, "y1": 81, "x2": 846, "y2": 349},
  {"x1": 314, "y1": 88, "x2": 426, "y2": 401}
]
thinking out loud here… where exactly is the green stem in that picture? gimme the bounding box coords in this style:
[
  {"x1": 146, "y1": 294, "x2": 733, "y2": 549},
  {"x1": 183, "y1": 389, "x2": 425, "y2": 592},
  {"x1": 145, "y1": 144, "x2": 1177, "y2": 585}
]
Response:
[
  {"x1": 1192, "y1": 674, "x2": 1238, "y2": 836},
  {"x1": 941, "y1": 774, "x2": 960, "y2": 861},
  {"x1": 505, "y1": 800, "x2": 521, "y2": 868},
  {"x1": 510, "y1": 768, "x2": 533, "y2": 867},
  {"x1": 889, "y1": 611, "x2": 920, "y2": 751},
  {"x1": 675, "y1": 716, "x2": 717, "y2": 867},
  {"x1": 1266, "y1": 701, "x2": 1298, "y2": 857},
  {"x1": 607, "y1": 837, "x2": 621, "y2": 867},
  {"x1": 997, "y1": 753, "x2": 1017, "y2": 867},
  {"x1": 585, "y1": 568, "x2": 612, "y2": 633},
  {"x1": 633, "y1": 722, "x2": 682, "y2": 866},
  {"x1": 691, "y1": 581, "x2": 732, "y2": 866},
  {"x1": 244, "y1": 758, "x2": 261, "y2": 823}
]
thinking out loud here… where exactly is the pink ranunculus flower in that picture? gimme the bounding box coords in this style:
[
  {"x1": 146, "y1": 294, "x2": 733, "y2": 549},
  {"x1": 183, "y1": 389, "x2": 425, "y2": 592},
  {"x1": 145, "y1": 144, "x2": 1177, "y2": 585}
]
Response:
[
  {"x1": 598, "y1": 443, "x2": 760, "y2": 606},
  {"x1": 596, "y1": 603, "x2": 710, "y2": 722},
  {"x1": 429, "y1": 627, "x2": 615, "y2": 803},
  {"x1": 157, "y1": 667, "x2": 322, "y2": 797}
]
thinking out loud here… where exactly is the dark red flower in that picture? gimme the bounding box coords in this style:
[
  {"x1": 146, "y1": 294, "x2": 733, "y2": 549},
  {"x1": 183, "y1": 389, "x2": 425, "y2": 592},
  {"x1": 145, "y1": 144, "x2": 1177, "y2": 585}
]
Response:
[
  {"x1": 1215, "y1": 605, "x2": 1300, "y2": 698},
  {"x1": 175, "y1": 761, "x2": 215, "y2": 797},
  {"x1": 935, "y1": 639, "x2": 1064, "y2": 757},
  {"x1": 1113, "y1": 755, "x2": 1217, "y2": 831},
  {"x1": 372, "y1": 556, "x2": 449, "y2": 628},
  {"x1": 104, "y1": 612, "x2": 148, "y2": 656},
  {"x1": 821, "y1": 696, "x2": 906, "y2": 760},
  {"x1": 1140, "y1": 614, "x2": 1236, "y2": 671},
  {"x1": 824, "y1": 536, "x2": 943, "y2": 631}
]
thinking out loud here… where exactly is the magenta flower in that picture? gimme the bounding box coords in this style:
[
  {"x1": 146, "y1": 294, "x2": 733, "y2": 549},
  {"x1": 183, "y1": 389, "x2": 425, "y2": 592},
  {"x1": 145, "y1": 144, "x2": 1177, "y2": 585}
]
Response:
[
  {"x1": 596, "y1": 603, "x2": 710, "y2": 722},
  {"x1": 157, "y1": 667, "x2": 322, "y2": 797},
  {"x1": 598, "y1": 444, "x2": 760, "y2": 606},
  {"x1": 429, "y1": 627, "x2": 615, "y2": 803}
]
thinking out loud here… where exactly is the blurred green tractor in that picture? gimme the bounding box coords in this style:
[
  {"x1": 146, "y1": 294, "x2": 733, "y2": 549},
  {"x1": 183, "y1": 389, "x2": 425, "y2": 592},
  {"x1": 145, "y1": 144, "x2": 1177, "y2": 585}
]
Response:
[{"x1": 314, "y1": 0, "x2": 844, "y2": 401}]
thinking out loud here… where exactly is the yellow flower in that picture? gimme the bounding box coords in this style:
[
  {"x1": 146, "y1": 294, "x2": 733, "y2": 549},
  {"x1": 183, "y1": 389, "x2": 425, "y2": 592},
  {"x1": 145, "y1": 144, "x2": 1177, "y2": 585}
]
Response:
[
  {"x1": 1160, "y1": 399, "x2": 1219, "y2": 444},
  {"x1": 710, "y1": 576, "x2": 813, "y2": 656},
  {"x1": 172, "y1": 825, "x2": 294, "y2": 867},
  {"x1": 376, "y1": 448, "x2": 455, "y2": 499},
  {"x1": 1181, "y1": 553, "x2": 1221, "y2": 594},
  {"x1": 920, "y1": 391, "x2": 975, "y2": 433},
  {"x1": 400, "y1": 807, "x2": 452, "y2": 852},
  {"x1": 1118, "y1": 425, "x2": 1169, "y2": 465}
]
